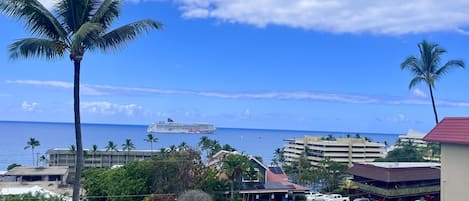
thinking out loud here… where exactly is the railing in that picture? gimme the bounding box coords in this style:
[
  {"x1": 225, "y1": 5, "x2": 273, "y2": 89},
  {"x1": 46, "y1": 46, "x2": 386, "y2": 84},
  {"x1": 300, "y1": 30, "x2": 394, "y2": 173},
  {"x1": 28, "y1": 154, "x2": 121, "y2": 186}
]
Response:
[{"x1": 355, "y1": 182, "x2": 440, "y2": 197}]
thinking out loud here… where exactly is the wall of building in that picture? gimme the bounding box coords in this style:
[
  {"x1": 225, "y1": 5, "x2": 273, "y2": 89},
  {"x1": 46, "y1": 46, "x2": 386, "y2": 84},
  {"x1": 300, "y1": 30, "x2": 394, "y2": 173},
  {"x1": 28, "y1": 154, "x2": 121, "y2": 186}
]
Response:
[
  {"x1": 441, "y1": 143, "x2": 469, "y2": 200},
  {"x1": 283, "y1": 136, "x2": 385, "y2": 167}
]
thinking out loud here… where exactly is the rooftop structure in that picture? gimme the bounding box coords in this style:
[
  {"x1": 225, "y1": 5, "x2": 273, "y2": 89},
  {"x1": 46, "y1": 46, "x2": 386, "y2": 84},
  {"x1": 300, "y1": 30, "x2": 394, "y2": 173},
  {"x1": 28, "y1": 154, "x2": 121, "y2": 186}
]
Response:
[
  {"x1": 423, "y1": 117, "x2": 469, "y2": 144},
  {"x1": 423, "y1": 117, "x2": 469, "y2": 201},
  {"x1": 4, "y1": 166, "x2": 69, "y2": 184},
  {"x1": 283, "y1": 136, "x2": 385, "y2": 167},
  {"x1": 348, "y1": 162, "x2": 440, "y2": 201}
]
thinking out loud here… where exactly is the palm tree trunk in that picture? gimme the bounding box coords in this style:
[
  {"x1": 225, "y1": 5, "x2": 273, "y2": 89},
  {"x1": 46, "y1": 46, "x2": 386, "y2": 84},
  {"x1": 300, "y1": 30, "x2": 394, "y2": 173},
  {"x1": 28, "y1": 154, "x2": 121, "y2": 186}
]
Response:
[
  {"x1": 150, "y1": 142, "x2": 153, "y2": 156},
  {"x1": 72, "y1": 59, "x2": 83, "y2": 201},
  {"x1": 428, "y1": 85, "x2": 439, "y2": 124},
  {"x1": 32, "y1": 148, "x2": 35, "y2": 166},
  {"x1": 230, "y1": 182, "x2": 234, "y2": 200}
]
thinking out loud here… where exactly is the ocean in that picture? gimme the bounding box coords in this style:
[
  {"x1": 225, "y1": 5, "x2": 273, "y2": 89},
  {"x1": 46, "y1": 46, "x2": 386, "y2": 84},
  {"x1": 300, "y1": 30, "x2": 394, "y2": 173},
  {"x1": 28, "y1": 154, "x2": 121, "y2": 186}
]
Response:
[{"x1": 0, "y1": 121, "x2": 400, "y2": 171}]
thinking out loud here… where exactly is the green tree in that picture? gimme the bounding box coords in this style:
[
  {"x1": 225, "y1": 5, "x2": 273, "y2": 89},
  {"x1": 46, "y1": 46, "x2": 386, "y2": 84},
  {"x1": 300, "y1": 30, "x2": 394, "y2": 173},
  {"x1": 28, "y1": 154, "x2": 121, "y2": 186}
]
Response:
[
  {"x1": 145, "y1": 133, "x2": 158, "y2": 156},
  {"x1": 24, "y1": 137, "x2": 40, "y2": 166},
  {"x1": 7, "y1": 163, "x2": 21, "y2": 171},
  {"x1": 272, "y1": 148, "x2": 285, "y2": 166},
  {"x1": 39, "y1": 155, "x2": 47, "y2": 166},
  {"x1": 105, "y1": 140, "x2": 118, "y2": 166},
  {"x1": 122, "y1": 138, "x2": 135, "y2": 163},
  {"x1": 401, "y1": 40, "x2": 465, "y2": 124},
  {"x1": 376, "y1": 141, "x2": 426, "y2": 162},
  {"x1": 0, "y1": 1, "x2": 162, "y2": 200},
  {"x1": 317, "y1": 158, "x2": 348, "y2": 192},
  {"x1": 91, "y1": 144, "x2": 98, "y2": 167},
  {"x1": 221, "y1": 154, "x2": 250, "y2": 199}
]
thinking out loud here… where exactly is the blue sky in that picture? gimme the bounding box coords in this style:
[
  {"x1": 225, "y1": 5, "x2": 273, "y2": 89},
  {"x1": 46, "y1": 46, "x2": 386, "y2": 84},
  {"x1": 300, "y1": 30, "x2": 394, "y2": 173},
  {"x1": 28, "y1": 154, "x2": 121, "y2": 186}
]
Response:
[{"x1": 1, "y1": 0, "x2": 469, "y2": 134}]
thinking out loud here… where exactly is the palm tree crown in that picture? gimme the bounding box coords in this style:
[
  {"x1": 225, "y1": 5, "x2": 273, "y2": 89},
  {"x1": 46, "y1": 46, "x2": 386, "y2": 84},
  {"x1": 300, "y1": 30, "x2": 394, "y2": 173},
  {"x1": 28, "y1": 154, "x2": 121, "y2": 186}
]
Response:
[
  {"x1": 105, "y1": 141, "x2": 118, "y2": 152},
  {"x1": 401, "y1": 40, "x2": 464, "y2": 124},
  {"x1": 122, "y1": 138, "x2": 135, "y2": 151},
  {"x1": 0, "y1": 1, "x2": 161, "y2": 200},
  {"x1": 24, "y1": 137, "x2": 40, "y2": 166}
]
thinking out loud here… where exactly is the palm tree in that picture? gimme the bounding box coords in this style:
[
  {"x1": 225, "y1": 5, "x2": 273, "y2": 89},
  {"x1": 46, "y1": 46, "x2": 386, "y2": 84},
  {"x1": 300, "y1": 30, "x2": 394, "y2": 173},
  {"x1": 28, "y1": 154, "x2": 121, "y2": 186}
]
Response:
[
  {"x1": 0, "y1": 1, "x2": 162, "y2": 200},
  {"x1": 105, "y1": 140, "x2": 118, "y2": 167},
  {"x1": 68, "y1": 144, "x2": 76, "y2": 166},
  {"x1": 401, "y1": 40, "x2": 465, "y2": 124},
  {"x1": 222, "y1": 154, "x2": 250, "y2": 199},
  {"x1": 24, "y1": 138, "x2": 40, "y2": 166},
  {"x1": 122, "y1": 139, "x2": 135, "y2": 163},
  {"x1": 39, "y1": 155, "x2": 47, "y2": 167},
  {"x1": 145, "y1": 133, "x2": 158, "y2": 156},
  {"x1": 91, "y1": 144, "x2": 98, "y2": 167}
]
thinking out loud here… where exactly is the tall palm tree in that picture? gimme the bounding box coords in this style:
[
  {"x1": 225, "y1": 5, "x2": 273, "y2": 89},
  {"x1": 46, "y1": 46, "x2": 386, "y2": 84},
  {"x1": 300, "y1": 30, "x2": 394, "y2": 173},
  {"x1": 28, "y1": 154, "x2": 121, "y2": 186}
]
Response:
[
  {"x1": 24, "y1": 138, "x2": 40, "y2": 166},
  {"x1": 105, "y1": 140, "x2": 118, "y2": 167},
  {"x1": 401, "y1": 40, "x2": 465, "y2": 124},
  {"x1": 145, "y1": 133, "x2": 158, "y2": 156},
  {"x1": 0, "y1": 1, "x2": 162, "y2": 200},
  {"x1": 122, "y1": 138, "x2": 135, "y2": 163},
  {"x1": 222, "y1": 154, "x2": 250, "y2": 199},
  {"x1": 91, "y1": 144, "x2": 98, "y2": 167}
]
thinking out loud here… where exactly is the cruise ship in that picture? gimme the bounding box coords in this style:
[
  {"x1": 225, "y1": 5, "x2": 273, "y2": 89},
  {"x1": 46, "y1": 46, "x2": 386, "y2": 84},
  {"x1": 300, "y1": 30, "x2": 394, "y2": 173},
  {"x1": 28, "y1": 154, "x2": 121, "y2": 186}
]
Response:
[{"x1": 147, "y1": 118, "x2": 216, "y2": 134}]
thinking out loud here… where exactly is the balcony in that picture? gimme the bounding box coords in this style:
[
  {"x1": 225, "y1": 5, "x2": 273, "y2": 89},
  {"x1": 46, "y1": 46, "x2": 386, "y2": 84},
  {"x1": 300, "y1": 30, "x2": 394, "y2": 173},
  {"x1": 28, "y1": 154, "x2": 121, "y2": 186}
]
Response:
[{"x1": 355, "y1": 182, "x2": 440, "y2": 198}]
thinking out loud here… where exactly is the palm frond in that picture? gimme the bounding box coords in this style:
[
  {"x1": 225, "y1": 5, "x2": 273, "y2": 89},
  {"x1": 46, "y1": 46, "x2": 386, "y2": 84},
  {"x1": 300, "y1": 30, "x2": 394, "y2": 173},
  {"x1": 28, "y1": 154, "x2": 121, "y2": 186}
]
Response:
[
  {"x1": 90, "y1": 0, "x2": 121, "y2": 29},
  {"x1": 95, "y1": 19, "x2": 163, "y2": 51},
  {"x1": 70, "y1": 22, "x2": 103, "y2": 55},
  {"x1": 435, "y1": 60, "x2": 465, "y2": 76},
  {"x1": 408, "y1": 76, "x2": 426, "y2": 89},
  {"x1": 401, "y1": 56, "x2": 424, "y2": 75},
  {"x1": 9, "y1": 38, "x2": 67, "y2": 59},
  {"x1": 0, "y1": 0, "x2": 67, "y2": 40},
  {"x1": 56, "y1": 0, "x2": 90, "y2": 32}
]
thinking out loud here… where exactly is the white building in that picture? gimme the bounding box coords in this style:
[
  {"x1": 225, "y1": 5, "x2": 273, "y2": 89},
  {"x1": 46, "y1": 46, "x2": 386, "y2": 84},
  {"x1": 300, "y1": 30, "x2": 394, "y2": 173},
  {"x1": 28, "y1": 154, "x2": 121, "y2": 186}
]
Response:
[{"x1": 283, "y1": 136, "x2": 385, "y2": 167}]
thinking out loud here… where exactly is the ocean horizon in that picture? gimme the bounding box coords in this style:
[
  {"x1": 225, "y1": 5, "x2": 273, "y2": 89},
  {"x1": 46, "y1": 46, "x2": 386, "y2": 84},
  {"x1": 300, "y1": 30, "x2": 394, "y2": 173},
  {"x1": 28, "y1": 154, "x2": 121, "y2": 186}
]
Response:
[{"x1": 0, "y1": 120, "x2": 400, "y2": 171}]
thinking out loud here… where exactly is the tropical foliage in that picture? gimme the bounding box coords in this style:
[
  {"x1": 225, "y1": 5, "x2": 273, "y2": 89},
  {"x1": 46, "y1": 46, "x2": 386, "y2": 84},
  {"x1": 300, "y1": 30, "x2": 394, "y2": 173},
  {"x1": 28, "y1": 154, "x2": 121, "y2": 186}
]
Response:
[
  {"x1": 0, "y1": 1, "x2": 162, "y2": 200},
  {"x1": 83, "y1": 147, "x2": 208, "y2": 201},
  {"x1": 401, "y1": 40, "x2": 465, "y2": 124},
  {"x1": 24, "y1": 137, "x2": 40, "y2": 166}
]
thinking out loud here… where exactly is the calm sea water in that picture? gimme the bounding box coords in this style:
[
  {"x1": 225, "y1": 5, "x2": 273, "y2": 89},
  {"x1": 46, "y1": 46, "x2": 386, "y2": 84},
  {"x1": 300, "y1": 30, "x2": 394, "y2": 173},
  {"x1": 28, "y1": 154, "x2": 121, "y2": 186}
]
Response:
[{"x1": 0, "y1": 121, "x2": 400, "y2": 171}]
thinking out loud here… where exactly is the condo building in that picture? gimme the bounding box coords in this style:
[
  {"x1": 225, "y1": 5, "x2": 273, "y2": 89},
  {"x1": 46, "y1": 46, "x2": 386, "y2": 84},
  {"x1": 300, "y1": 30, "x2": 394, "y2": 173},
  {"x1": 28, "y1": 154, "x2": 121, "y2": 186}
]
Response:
[
  {"x1": 283, "y1": 136, "x2": 385, "y2": 167},
  {"x1": 47, "y1": 148, "x2": 157, "y2": 169}
]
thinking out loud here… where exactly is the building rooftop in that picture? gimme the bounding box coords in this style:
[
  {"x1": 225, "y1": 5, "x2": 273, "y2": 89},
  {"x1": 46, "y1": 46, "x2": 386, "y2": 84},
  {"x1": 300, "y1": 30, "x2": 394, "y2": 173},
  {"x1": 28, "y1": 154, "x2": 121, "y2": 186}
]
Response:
[
  {"x1": 367, "y1": 162, "x2": 440, "y2": 168},
  {"x1": 347, "y1": 162, "x2": 440, "y2": 183},
  {"x1": 423, "y1": 117, "x2": 469, "y2": 145},
  {"x1": 6, "y1": 166, "x2": 69, "y2": 176}
]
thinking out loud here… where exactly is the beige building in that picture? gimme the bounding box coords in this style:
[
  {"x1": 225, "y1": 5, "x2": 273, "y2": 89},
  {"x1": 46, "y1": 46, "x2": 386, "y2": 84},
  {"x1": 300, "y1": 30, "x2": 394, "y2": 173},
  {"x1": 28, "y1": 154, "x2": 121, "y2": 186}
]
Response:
[
  {"x1": 283, "y1": 136, "x2": 385, "y2": 167},
  {"x1": 0, "y1": 166, "x2": 72, "y2": 197},
  {"x1": 47, "y1": 148, "x2": 156, "y2": 170},
  {"x1": 423, "y1": 117, "x2": 469, "y2": 201}
]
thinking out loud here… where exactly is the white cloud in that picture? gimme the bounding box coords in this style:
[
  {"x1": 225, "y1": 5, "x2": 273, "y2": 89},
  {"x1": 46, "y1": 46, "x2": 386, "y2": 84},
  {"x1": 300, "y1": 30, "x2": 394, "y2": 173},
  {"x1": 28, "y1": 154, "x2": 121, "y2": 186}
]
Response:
[
  {"x1": 378, "y1": 113, "x2": 409, "y2": 123},
  {"x1": 21, "y1": 101, "x2": 39, "y2": 112},
  {"x1": 81, "y1": 101, "x2": 143, "y2": 116},
  {"x1": 173, "y1": 0, "x2": 469, "y2": 35},
  {"x1": 8, "y1": 79, "x2": 469, "y2": 107},
  {"x1": 6, "y1": 80, "x2": 107, "y2": 96},
  {"x1": 411, "y1": 88, "x2": 428, "y2": 98}
]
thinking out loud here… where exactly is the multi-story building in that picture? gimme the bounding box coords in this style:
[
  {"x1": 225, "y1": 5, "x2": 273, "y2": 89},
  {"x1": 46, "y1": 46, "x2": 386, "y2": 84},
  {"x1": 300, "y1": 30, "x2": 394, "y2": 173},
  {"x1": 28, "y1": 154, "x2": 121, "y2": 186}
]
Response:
[
  {"x1": 283, "y1": 136, "x2": 385, "y2": 167},
  {"x1": 398, "y1": 129, "x2": 427, "y2": 147},
  {"x1": 47, "y1": 148, "x2": 157, "y2": 170}
]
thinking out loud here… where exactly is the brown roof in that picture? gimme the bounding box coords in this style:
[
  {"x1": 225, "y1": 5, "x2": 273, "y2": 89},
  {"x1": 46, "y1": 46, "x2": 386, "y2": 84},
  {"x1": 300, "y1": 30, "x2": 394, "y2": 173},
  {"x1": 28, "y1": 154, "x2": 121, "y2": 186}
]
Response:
[
  {"x1": 347, "y1": 163, "x2": 440, "y2": 183},
  {"x1": 6, "y1": 166, "x2": 69, "y2": 176},
  {"x1": 423, "y1": 117, "x2": 469, "y2": 144}
]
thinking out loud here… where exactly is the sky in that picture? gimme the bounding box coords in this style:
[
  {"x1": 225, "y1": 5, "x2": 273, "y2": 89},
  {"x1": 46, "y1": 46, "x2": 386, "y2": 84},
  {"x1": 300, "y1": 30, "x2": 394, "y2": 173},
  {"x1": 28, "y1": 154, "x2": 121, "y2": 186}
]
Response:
[{"x1": 2, "y1": 0, "x2": 469, "y2": 134}]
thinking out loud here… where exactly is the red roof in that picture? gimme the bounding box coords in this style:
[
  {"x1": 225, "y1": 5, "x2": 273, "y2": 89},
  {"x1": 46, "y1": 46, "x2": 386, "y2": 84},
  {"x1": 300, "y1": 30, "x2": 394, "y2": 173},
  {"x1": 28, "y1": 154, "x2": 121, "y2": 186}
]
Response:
[{"x1": 423, "y1": 117, "x2": 469, "y2": 144}]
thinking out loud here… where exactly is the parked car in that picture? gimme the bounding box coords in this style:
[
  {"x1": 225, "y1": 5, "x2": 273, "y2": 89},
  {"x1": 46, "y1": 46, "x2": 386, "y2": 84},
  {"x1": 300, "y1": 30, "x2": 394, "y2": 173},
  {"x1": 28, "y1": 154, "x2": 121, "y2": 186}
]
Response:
[{"x1": 353, "y1": 198, "x2": 370, "y2": 201}]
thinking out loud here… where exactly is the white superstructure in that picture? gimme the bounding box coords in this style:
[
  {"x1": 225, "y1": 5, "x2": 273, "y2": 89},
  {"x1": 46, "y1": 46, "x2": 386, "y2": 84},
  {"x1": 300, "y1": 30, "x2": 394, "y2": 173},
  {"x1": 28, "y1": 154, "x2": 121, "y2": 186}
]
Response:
[{"x1": 147, "y1": 118, "x2": 216, "y2": 134}]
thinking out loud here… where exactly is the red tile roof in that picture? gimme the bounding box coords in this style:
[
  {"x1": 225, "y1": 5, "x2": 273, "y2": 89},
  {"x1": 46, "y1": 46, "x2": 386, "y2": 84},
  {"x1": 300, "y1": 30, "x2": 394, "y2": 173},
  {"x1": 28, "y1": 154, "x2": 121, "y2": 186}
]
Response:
[{"x1": 423, "y1": 117, "x2": 469, "y2": 144}]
